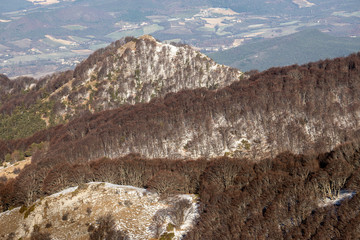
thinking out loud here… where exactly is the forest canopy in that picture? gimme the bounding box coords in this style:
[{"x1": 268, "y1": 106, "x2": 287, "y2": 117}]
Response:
[{"x1": 1, "y1": 47, "x2": 360, "y2": 239}]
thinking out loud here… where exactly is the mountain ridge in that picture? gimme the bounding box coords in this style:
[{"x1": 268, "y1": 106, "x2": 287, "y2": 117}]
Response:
[
  {"x1": 1, "y1": 47, "x2": 360, "y2": 239},
  {"x1": 0, "y1": 52, "x2": 359, "y2": 168},
  {"x1": 30, "y1": 52, "x2": 360, "y2": 162},
  {"x1": 0, "y1": 35, "x2": 241, "y2": 141}
]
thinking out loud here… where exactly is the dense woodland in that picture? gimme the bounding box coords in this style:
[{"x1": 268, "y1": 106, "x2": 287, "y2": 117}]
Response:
[
  {"x1": 1, "y1": 139, "x2": 360, "y2": 239},
  {"x1": 1, "y1": 48, "x2": 360, "y2": 238},
  {"x1": 1, "y1": 52, "x2": 360, "y2": 162}
]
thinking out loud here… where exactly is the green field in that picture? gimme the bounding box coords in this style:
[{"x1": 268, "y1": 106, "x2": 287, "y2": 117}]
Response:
[
  {"x1": 0, "y1": 44, "x2": 9, "y2": 51},
  {"x1": 198, "y1": 27, "x2": 215, "y2": 32},
  {"x1": 216, "y1": 26, "x2": 231, "y2": 36},
  {"x1": 143, "y1": 24, "x2": 164, "y2": 35}
]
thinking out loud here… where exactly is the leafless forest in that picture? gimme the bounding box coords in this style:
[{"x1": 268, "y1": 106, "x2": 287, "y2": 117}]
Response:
[{"x1": 1, "y1": 50, "x2": 360, "y2": 239}]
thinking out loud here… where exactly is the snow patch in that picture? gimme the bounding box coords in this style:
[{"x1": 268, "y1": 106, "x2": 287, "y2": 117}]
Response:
[
  {"x1": 92, "y1": 182, "x2": 148, "y2": 193},
  {"x1": 318, "y1": 190, "x2": 356, "y2": 207},
  {"x1": 173, "y1": 195, "x2": 200, "y2": 239},
  {"x1": 86, "y1": 65, "x2": 97, "y2": 82},
  {"x1": 166, "y1": 44, "x2": 179, "y2": 58},
  {"x1": 50, "y1": 186, "x2": 78, "y2": 198},
  {"x1": 0, "y1": 207, "x2": 20, "y2": 218},
  {"x1": 26, "y1": 0, "x2": 60, "y2": 5},
  {"x1": 292, "y1": 0, "x2": 315, "y2": 8},
  {"x1": 155, "y1": 43, "x2": 179, "y2": 59}
]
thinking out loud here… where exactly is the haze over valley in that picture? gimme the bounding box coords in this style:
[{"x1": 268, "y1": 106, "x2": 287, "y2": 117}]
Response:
[
  {"x1": 0, "y1": 0, "x2": 359, "y2": 77},
  {"x1": 1, "y1": 1, "x2": 360, "y2": 239}
]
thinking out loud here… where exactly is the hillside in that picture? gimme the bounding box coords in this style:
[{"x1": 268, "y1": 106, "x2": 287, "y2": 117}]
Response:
[
  {"x1": 3, "y1": 52, "x2": 359, "y2": 164},
  {"x1": 210, "y1": 29, "x2": 360, "y2": 71},
  {"x1": 2, "y1": 140, "x2": 360, "y2": 239},
  {"x1": 1, "y1": 35, "x2": 360, "y2": 239},
  {"x1": 0, "y1": 182, "x2": 198, "y2": 240},
  {"x1": 0, "y1": 51, "x2": 359, "y2": 196},
  {"x1": 0, "y1": 35, "x2": 241, "y2": 140}
]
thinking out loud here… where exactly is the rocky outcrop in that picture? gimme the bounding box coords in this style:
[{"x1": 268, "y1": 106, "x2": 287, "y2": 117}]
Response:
[{"x1": 0, "y1": 182, "x2": 199, "y2": 240}]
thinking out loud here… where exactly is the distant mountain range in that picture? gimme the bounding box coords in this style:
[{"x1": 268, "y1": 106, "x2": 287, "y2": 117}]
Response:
[{"x1": 210, "y1": 29, "x2": 360, "y2": 71}]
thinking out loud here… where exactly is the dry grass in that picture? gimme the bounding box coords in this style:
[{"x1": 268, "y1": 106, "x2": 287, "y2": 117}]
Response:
[
  {"x1": 71, "y1": 49, "x2": 93, "y2": 55},
  {"x1": 117, "y1": 41, "x2": 137, "y2": 56},
  {"x1": 232, "y1": 39, "x2": 244, "y2": 47},
  {"x1": 0, "y1": 157, "x2": 31, "y2": 180}
]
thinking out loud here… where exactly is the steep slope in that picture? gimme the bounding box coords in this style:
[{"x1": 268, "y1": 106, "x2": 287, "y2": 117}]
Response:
[
  {"x1": 11, "y1": 52, "x2": 360, "y2": 164},
  {"x1": 65, "y1": 35, "x2": 241, "y2": 115},
  {"x1": 0, "y1": 35, "x2": 241, "y2": 140},
  {"x1": 210, "y1": 29, "x2": 360, "y2": 71},
  {"x1": 2, "y1": 53, "x2": 360, "y2": 240},
  {"x1": 0, "y1": 182, "x2": 199, "y2": 240}
]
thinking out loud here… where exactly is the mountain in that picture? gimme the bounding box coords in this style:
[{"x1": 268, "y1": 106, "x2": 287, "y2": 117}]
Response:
[
  {"x1": 5, "y1": 52, "x2": 359, "y2": 164},
  {"x1": 1, "y1": 45, "x2": 360, "y2": 164},
  {"x1": 209, "y1": 29, "x2": 360, "y2": 71},
  {"x1": 2, "y1": 34, "x2": 360, "y2": 239},
  {"x1": 0, "y1": 35, "x2": 241, "y2": 140},
  {"x1": 0, "y1": 29, "x2": 360, "y2": 239},
  {"x1": 0, "y1": 51, "x2": 359, "y2": 202}
]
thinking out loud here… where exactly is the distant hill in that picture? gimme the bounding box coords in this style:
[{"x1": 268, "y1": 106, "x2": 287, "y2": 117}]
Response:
[{"x1": 209, "y1": 29, "x2": 360, "y2": 71}]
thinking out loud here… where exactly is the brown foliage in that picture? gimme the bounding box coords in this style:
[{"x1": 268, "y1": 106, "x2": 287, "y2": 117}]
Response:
[
  {"x1": 146, "y1": 170, "x2": 189, "y2": 194},
  {"x1": 7, "y1": 53, "x2": 358, "y2": 167},
  {"x1": 1, "y1": 52, "x2": 360, "y2": 239},
  {"x1": 0, "y1": 141, "x2": 359, "y2": 238}
]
